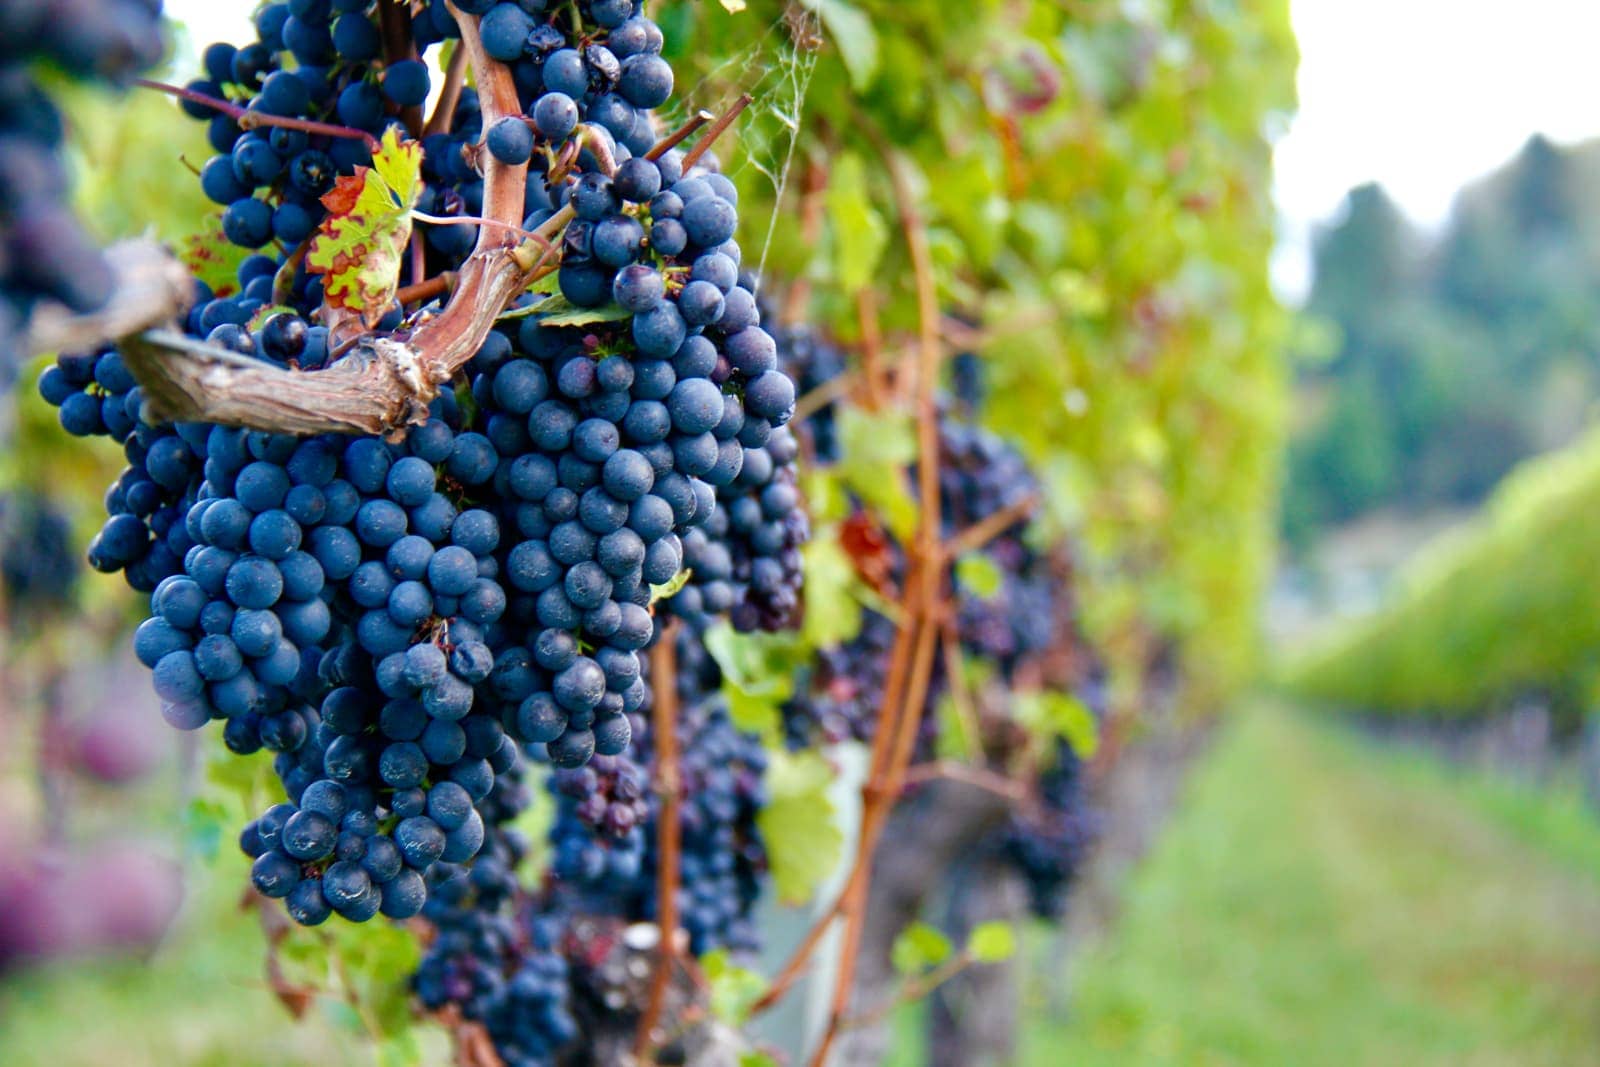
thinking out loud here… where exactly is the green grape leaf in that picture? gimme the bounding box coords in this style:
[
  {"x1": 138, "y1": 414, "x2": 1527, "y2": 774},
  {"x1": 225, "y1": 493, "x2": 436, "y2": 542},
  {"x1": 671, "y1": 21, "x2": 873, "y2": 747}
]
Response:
[
  {"x1": 495, "y1": 272, "x2": 565, "y2": 320},
  {"x1": 967, "y1": 921, "x2": 1017, "y2": 964},
  {"x1": 181, "y1": 796, "x2": 229, "y2": 862},
  {"x1": 891, "y1": 921, "x2": 953, "y2": 976},
  {"x1": 1014, "y1": 690, "x2": 1099, "y2": 759},
  {"x1": 307, "y1": 127, "x2": 423, "y2": 326},
  {"x1": 182, "y1": 215, "x2": 251, "y2": 296},
  {"x1": 757, "y1": 749, "x2": 843, "y2": 904},
  {"x1": 836, "y1": 407, "x2": 918, "y2": 540},
  {"x1": 701, "y1": 949, "x2": 768, "y2": 1025},
  {"x1": 376, "y1": 1033, "x2": 426, "y2": 1067},
  {"x1": 247, "y1": 303, "x2": 298, "y2": 332},
  {"x1": 320, "y1": 1000, "x2": 366, "y2": 1036},
  {"x1": 649, "y1": 567, "x2": 693, "y2": 605},
  {"x1": 804, "y1": 0, "x2": 879, "y2": 90},
  {"x1": 825, "y1": 152, "x2": 888, "y2": 292},
  {"x1": 523, "y1": 292, "x2": 634, "y2": 327},
  {"x1": 740, "y1": 1055, "x2": 779, "y2": 1067},
  {"x1": 800, "y1": 533, "x2": 862, "y2": 649},
  {"x1": 955, "y1": 553, "x2": 1004, "y2": 599},
  {"x1": 703, "y1": 621, "x2": 798, "y2": 739}
]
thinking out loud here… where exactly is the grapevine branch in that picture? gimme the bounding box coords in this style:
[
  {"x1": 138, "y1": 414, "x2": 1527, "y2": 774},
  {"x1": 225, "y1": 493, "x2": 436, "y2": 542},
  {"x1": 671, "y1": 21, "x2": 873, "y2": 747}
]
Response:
[
  {"x1": 941, "y1": 494, "x2": 1039, "y2": 560},
  {"x1": 377, "y1": 0, "x2": 425, "y2": 137},
  {"x1": 636, "y1": 623, "x2": 683, "y2": 1060},
  {"x1": 803, "y1": 143, "x2": 948, "y2": 1067},
  {"x1": 21, "y1": 238, "x2": 195, "y2": 358},
  {"x1": 681, "y1": 94, "x2": 752, "y2": 170},
  {"x1": 844, "y1": 948, "x2": 982, "y2": 1032},
  {"x1": 647, "y1": 110, "x2": 715, "y2": 160},
  {"x1": 748, "y1": 144, "x2": 954, "y2": 1067},
  {"x1": 900, "y1": 761, "x2": 1030, "y2": 805},
  {"x1": 116, "y1": 21, "x2": 752, "y2": 436},
  {"x1": 135, "y1": 78, "x2": 380, "y2": 150}
]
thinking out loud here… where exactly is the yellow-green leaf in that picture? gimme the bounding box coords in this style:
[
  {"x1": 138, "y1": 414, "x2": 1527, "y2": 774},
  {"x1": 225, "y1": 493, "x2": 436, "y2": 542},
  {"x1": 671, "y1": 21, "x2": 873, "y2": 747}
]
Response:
[
  {"x1": 837, "y1": 406, "x2": 918, "y2": 540},
  {"x1": 307, "y1": 127, "x2": 423, "y2": 326},
  {"x1": 955, "y1": 553, "x2": 1004, "y2": 599},
  {"x1": 967, "y1": 921, "x2": 1016, "y2": 964},
  {"x1": 524, "y1": 291, "x2": 634, "y2": 327},
  {"x1": 800, "y1": 533, "x2": 862, "y2": 648},
  {"x1": 182, "y1": 215, "x2": 251, "y2": 296},
  {"x1": 891, "y1": 920, "x2": 953, "y2": 975},
  {"x1": 649, "y1": 567, "x2": 693, "y2": 605},
  {"x1": 701, "y1": 949, "x2": 767, "y2": 1025},
  {"x1": 1014, "y1": 690, "x2": 1099, "y2": 759},
  {"x1": 756, "y1": 749, "x2": 843, "y2": 904},
  {"x1": 825, "y1": 152, "x2": 887, "y2": 292},
  {"x1": 804, "y1": 0, "x2": 879, "y2": 91},
  {"x1": 703, "y1": 621, "x2": 797, "y2": 740}
]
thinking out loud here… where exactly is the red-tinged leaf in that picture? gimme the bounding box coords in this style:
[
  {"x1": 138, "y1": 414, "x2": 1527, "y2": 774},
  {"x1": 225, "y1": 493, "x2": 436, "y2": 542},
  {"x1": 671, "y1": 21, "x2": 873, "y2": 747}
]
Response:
[
  {"x1": 306, "y1": 127, "x2": 425, "y2": 327},
  {"x1": 182, "y1": 215, "x2": 250, "y2": 297},
  {"x1": 839, "y1": 510, "x2": 897, "y2": 598},
  {"x1": 319, "y1": 171, "x2": 365, "y2": 216}
]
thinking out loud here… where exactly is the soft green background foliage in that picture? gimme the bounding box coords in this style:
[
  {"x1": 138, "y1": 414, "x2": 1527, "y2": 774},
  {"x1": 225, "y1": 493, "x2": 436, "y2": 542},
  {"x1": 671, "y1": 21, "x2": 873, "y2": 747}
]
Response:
[
  {"x1": 1285, "y1": 422, "x2": 1600, "y2": 720},
  {"x1": 1285, "y1": 136, "x2": 1600, "y2": 547},
  {"x1": 663, "y1": 0, "x2": 1297, "y2": 711}
]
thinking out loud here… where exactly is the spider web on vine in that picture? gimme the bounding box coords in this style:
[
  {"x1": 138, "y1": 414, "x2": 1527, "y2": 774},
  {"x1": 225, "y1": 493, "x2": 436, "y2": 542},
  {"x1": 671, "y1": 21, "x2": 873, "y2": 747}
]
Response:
[{"x1": 657, "y1": 8, "x2": 823, "y2": 294}]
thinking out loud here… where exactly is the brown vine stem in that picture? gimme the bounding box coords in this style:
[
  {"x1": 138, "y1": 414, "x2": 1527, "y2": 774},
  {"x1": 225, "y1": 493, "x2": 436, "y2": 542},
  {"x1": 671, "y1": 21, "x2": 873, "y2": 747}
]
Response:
[
  {"x1": 411, "y1": 210, "x2": 549, "y2": 241},
  {"x1": 636, "y1": 623, "x2": 683, "y2": 1061},
  {"x1": 843, "y1": 950, "x2": 977, "y2": 1032},
  {"x1": 579, "y1": 124, "x2": 620, "y2": 178},
  {"x1": 122, "y1": 4, "x2": 531, "y2": 434},
  {"x1": 680, "y1": 93, "x2": 753, "y2": 170},
  {"x1": 395, "y1": 272, "x2": 457, "y2": 307},
  {"x1": 645, "y1": 109, "x2": 714, "y2": 161},
  {"x1": 749, "y1": 598, "x2": 925, "y2": 1018},
  {"x1": 940, "y1": 493, "x2": 1040, "y2": 560},
  {"x1": 22, "y1": 238, "x2": 194, "y2": 359},
  {"x1": 135, "y1": 79, "x2": 380, "y2": 150},
  {"x1": 377, "y1": 0, "x2": 425, "y2": 137},
  {"x1": 272, "y1": 237, "x2": 312, "y2": 308},
  {"x1": 814, "y1": 598, "x2": 940, "y2": 1062},
  {"x1": 939, "y1": 618, "x2": 982, "y2": 758},
  {"x1": 120, "y1": 63, "x2": 754, "y2": 436},
  {"x1": 900, "y1": 760, "x2": 1029, "y2": 804},
  {"x1": 807, "y1": 145, "x2": 948, "y2": 1067},
  {"x1": 791, "y1": 369, "x2": 855, "y2": 425},
  {"x1": 855, "y1": 287, "x2": 886, "y2": 410}
]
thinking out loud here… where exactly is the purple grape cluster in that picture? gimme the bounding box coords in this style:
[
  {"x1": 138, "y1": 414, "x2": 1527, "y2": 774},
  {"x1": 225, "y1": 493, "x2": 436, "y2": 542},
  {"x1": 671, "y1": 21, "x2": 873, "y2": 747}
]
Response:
[
  {"x1": 0, "y1": 489, "x2": 79, "y2": 623},
  {"x1": 0, "y1": 0, "x2": 165, "y2": 370},
  {"x1": 39, "y1": 0, "x2": 800, "y2": 938}
]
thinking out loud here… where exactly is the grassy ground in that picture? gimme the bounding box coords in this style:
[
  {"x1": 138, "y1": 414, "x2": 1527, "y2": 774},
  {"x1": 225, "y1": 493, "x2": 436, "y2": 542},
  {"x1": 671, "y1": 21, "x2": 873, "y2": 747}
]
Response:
[
  {"x1": 1013, "y1": 702, "x2": 1600, "y2": 1067},
  {"x1": 6, "y1": 702, "x2": 1598, "y2": 1066},
  {"x1": 0, "y1": 874, "x2": 383, "y2": 1067}
]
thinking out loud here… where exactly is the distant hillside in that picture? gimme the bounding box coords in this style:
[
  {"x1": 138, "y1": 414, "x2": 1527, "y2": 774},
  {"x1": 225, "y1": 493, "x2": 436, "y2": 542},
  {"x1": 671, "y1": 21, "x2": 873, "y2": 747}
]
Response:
[
  {"x1": 1282, "y1": 420, "x2": 1600, "y2": 721},
  {"x1": 1284, "y1": 135, "x2": 1600, "y2": 548}
]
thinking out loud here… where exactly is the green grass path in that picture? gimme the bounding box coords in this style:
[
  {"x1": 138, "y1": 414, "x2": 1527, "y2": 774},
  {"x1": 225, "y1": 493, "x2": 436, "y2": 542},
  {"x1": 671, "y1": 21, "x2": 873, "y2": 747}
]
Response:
[
  {"x1": 6, "y1": 703, "x2": 1598, "y2": 1066},
  {"x1": 1019, "y1": 702, "x2": 1600, "y2": 1066}
]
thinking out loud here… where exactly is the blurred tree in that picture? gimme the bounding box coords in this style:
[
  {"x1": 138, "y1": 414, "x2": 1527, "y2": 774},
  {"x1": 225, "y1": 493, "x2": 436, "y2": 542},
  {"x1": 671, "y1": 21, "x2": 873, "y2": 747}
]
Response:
[{"x1": 1286, "y1": 135, "x2": 1600, "y2": 547}]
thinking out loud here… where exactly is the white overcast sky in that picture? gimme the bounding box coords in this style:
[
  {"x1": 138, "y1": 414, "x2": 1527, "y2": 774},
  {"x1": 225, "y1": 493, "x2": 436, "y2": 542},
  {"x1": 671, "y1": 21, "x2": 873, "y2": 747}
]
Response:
[
  {"x1": 1274, "y1": 0, "x2": 1600, "y2": 298},
  {"x1": 166, "y1": 0, "x2": 1600, "y2": 301}
]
